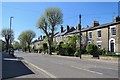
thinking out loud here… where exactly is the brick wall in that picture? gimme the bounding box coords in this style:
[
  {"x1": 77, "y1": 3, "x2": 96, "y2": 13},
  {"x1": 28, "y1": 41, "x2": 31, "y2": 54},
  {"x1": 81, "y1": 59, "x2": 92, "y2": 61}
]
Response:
[{"x1": 116, "y1": 24, "x2": 120, "y2": 53}]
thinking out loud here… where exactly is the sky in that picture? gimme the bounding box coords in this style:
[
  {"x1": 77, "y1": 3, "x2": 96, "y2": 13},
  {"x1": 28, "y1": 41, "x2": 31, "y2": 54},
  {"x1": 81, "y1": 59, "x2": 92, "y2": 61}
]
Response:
[{"x1": 1, "y1": 2, "x2": 118, "y2": 42}]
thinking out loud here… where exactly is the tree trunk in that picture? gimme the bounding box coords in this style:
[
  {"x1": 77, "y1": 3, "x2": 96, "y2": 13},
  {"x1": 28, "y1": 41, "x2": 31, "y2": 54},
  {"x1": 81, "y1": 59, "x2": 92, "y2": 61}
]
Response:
[
  {"x1": 48, "y1": 39, "x2": 52, "y2": 55},
  {"x1": 5, "y1": 36, "x2": 10, "y2": 52},
  {"x1": 28, "y1": 44, "x2": 31, "y2": 53},
  {"x1": 51, "y1": 25, "x2": 54, "y2": 42},
  {"x1": 6, "y1": 40, "x2": 9, "y2": 52}
]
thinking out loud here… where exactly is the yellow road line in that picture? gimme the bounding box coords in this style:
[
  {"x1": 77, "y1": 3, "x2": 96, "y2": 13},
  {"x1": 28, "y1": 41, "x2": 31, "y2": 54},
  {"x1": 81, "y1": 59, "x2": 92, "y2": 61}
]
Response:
[{"x1": 21, "y1": 60, "x2": 56, "y2": 78}]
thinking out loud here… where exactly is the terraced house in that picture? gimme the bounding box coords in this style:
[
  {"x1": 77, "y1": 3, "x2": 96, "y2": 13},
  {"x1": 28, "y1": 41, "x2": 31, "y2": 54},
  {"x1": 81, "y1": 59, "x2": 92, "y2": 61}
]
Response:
[
  {"x1": 53, "y1": 16, "x2": 120, "y2": 53},
  {"x1": 54, "y1": 25, "x2": 75, "y2": 43}
]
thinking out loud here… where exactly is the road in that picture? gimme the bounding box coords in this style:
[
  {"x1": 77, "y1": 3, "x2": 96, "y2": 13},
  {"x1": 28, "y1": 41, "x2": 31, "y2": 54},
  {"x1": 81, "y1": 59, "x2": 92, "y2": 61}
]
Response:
[{"x1": 2, "y1": 51, "x2": 119, "y2": 79}]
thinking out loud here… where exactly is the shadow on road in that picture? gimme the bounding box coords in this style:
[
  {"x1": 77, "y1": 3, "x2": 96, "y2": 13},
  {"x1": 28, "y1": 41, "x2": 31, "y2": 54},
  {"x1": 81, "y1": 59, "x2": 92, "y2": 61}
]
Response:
[{"x1": 2, "y1": 52, "x2": 34, "y2": 79}]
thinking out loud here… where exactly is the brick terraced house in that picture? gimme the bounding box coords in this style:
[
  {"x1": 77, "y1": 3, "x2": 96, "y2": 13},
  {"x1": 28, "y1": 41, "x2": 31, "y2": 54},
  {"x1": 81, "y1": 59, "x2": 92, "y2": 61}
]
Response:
[{"x1": 53, "y1": 16, "x2": 120, "y2": 53}]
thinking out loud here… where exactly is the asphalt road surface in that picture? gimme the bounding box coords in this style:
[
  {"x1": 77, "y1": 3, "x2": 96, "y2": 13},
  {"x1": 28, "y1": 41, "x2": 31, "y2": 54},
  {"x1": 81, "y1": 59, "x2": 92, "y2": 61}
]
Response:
[{"x1": 2, "y1": 51, "x2": 119, "y2": 79}]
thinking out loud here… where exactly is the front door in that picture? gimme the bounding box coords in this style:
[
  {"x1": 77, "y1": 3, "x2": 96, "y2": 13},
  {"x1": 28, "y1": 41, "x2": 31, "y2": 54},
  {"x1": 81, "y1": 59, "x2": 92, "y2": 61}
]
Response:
[{"x1": 111, "y1": 42, "x2": 114, "y2": 52}]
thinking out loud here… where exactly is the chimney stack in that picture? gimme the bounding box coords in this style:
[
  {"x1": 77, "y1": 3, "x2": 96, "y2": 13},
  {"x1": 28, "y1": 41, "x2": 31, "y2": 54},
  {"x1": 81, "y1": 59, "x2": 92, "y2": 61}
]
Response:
[
  {"x1": 114, "y1": 16, "x2": 120, "y2": 22},
  {"x1": 87, "y1": 25, "x2": 89, "y2": 28},
  {"x1": 60, "y1": 25, "x2": 63, "y2": 33},
  {"x1": 76, "y1": 24, "x2": 81, "y2": 30},
  {"x1": 40, "y1": 35, "x2": 42, "y2": 40},
  {"x1": 43, "y1": 36, "x2": 46, "y2": 39},
  {"x1": 66, "y1": 25, "x2": 69, "y2": 32},
  {"x1": 92, "y1": 21, "x2": 99, "y2": 27}
]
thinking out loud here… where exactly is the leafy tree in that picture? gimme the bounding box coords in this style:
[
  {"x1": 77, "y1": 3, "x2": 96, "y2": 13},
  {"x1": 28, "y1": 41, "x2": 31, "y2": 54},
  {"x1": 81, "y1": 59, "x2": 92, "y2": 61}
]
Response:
[
  {"x1": 1, "y1": 29, "x2": 14, "y2": 52},
  {"x1": 18, "y1": 32, "x2": 27, "y2": 52},
  {"x1": 18, "y1": 30, "x2": 36, "y2": 52},
  {"x1": 36, "y1": 7, "x2": 63, "y2": 55},
  {"x1": 13, "y1": 41, "x2": 20, "y2": 50}
]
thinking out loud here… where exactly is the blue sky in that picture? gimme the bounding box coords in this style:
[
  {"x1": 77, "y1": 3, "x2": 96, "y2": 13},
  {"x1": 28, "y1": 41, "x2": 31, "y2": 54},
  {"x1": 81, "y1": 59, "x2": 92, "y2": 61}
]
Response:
[{"x1": 2, "y1": 2, "x2": 118, "y2": 41}]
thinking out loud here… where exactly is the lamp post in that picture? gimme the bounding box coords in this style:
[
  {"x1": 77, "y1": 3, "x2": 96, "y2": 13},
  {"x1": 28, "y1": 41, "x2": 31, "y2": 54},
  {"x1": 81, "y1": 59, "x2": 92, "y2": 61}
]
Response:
[
  {"x1": 9, "y1": 16, "x2": 14, "y2": 53},
  {"x1": 79, "y1": 14, "x2": 82, "y2": 59}
]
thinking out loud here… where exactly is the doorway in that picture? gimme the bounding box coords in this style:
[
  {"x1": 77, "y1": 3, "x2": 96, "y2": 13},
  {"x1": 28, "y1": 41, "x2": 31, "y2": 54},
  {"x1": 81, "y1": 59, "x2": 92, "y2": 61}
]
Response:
[{"x1": 109, "y1": 38, "x2": 115, "y2": 52}]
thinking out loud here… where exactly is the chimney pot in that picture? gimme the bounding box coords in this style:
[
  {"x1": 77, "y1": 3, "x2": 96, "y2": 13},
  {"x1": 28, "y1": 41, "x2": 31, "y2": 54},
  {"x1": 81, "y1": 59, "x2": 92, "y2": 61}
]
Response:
[
  {"x1": 114, "y1": 16, "x2": 120, "y2": 22},
  {"x1": 60, "y1": 25, "x2": 63, "y2": 33},
  {"x1": 76, "y1": 24, "x2": 81, "y2": 30},
  {"x1": 87, "y1": 25, "x2": 89, "y2": 28},
  {"x1": 66, "y1": 25, "x2": 69, "y2": 32},
  {"x1": 92, "y1": 21, "x2": 99, "y2": 27}
]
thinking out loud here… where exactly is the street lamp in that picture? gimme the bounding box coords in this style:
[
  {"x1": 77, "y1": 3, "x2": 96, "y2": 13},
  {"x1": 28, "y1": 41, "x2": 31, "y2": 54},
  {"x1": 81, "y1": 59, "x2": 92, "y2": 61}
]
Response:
[
  {"x1": 9, "y1": 16, "x2": 14, "y2": 54},
  {"x1": 79, "y1": 14, "x2": 82, "y2": 59}
]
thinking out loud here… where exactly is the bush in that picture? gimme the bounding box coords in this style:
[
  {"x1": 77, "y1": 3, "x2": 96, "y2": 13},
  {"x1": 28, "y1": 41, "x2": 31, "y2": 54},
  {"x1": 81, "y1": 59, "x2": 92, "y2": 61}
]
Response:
[
  {"x1": 98, "y1": 48, "x2": 106, "y2": 55},
  {"x1": 46, "y1": 49, "x2": 48, "y2": 53},
  {"x1": 102, "y1": 53, "x2": 120, "y2": 57},
  {"x1": 74, "y1": 48, "x2": 80, "y2": 57},
  {"x1": 59, "y1": 43, "x2": 75, "y2": 56},
  {"x1": 81, "y1": 47, "x2": 86, "y2": 54},
  {"x1": 86, "y1": 43, "x2": 98, "y2": 57},
  {"x1": 74, "y1": 47, "x2": 87, "y2": 57},
  {"x1": 54, "y1": 51, "x2": 59, "y2": 53},
  {"x1": 51, "y1": 42, "x2": 58, "y2": 52}
]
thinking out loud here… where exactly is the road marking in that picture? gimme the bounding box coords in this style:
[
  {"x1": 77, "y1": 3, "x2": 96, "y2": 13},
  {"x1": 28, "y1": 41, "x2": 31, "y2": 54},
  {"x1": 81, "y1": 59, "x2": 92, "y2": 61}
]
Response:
[
  {"x1": 71, "y1": 66, "x2": 103, "y2": 75},
  {"x1": 4, "y1": 58, "x2": 18, "y2": 61},
  {"x1": 89, "y1": 65, "x2": 118, "y2": 70},
  {"x1": 21, "y1": 60, "x2": 56, "y2": 78},
  {"x1": 82, "y1": 59, "x2": 118, "y2": 64}
]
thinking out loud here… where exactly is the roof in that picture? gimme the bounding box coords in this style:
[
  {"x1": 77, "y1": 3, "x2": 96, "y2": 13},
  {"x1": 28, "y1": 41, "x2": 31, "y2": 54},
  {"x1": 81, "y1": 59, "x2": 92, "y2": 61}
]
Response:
[
  {"x1": 31, "y1": 39, "x2": 43, "y2": 44},
  {"x1": 54, "y1": 27, "x2": 75, "y2": 37},
  {"x1": 0, "y1": 40, "x2": 5, "y2": 43},
  {"x1": 67, "y1": 21, "x2": 120, "y2": 35}
]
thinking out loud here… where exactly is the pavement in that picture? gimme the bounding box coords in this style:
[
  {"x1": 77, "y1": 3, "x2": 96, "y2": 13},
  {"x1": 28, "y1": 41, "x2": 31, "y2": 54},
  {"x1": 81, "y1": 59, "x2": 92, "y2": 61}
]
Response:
[
  {"x1": 11, "y1": 51, "x2": 119, "y2": 79},
  {"x1": 2, "y1": 52, "x2": 49, "y2": 79},
  {"x1": 0, "y1": 52, "x2": 2, "y2": 80}
]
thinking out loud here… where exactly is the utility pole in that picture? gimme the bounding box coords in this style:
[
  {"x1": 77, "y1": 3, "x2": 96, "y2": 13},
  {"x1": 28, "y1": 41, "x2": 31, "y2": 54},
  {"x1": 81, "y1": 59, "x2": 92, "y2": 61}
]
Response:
[
  {"x1": 79, "y1": 14, "x2": 82, "y2": 59},
  {"x1": 9, "y1": 16, "x2": 14, "y2": 54}
]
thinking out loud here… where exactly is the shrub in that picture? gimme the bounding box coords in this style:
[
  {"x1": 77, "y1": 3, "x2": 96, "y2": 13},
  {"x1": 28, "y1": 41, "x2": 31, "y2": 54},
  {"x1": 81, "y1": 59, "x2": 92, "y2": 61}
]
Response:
[
  {"x1": 74, "y1": 47, "x2": 87, "y2": 57},
  {"x1": 46, "y1": 49, "x2": 48, "y2": 53},
  {"x1": 54, "y1": 51, "x2": 59, "y2": 53},
  {"x1": 74, "y1": 48, "x2": 80, "y2": 57},
  {"x1": 51, "y1": 42, "x2": 58, "y2": 52},
  {"x1": 98, "y1": 48, "x2": 106, "y2": 55},
  {"x1": 81, "y1": 47, "x2": 86, "y2": 54},
  {"x1": 102, "y1": 53, "x2": 120, "y2": 57},
  {"x1": 86, "y1": 43, "x2": 98, "y2": 57},
  {"x1": 59, "y1": 43, "x2": 75, "y2": 56}
]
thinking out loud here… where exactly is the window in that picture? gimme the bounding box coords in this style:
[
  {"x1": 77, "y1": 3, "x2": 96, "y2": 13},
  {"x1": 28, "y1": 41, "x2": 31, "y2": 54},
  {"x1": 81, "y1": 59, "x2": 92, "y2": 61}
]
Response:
[
  {"x1": 63, "y1": 36, "x2": 66, "y2": 42},
  {"x1": 87, "y1": 41, "x2": 92, "y2": 44},
  {"x1": 60, "y1": 36, "x2": 62, "y2": 42},
  {"x1": 54, "y1": 38, "x2": 56, "y2": 42},
  {"x1": 111, "y1": 27, "x2": 116, "y2": 36},
  {"x1": 97, "y1": 41, "x2": 102, "y2": 49},
  {"x1": 97, "y1": 30, "x2": 101, "y2": 38},
  {"x1": 68, "y1": 39, "x2": 71, "y2": 43},
  {"x1": 89, "y1": 32, "x2": 92, "y2": 39},
  {"x1": 81, "y1": 35, "x2": 82, "y2": 40},
  {"x1": 74, "y1": 33, "x2": 77, "y2": 36},
  {"x1": 57, "y1": 37, "x2": 58, "y2": 42}
]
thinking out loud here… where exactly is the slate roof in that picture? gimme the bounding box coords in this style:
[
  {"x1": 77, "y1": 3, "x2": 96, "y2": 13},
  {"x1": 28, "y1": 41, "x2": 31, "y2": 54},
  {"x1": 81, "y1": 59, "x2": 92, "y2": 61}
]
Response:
[
  {"x1": 54, "y1": 27, "x2": 75, "y2": 37},
  {"x1": 67, "y1": 21, "x2": 120, "y2": 35},
  {"x1": 31, "y1": 39, "x2": 43, "y2": 44}
]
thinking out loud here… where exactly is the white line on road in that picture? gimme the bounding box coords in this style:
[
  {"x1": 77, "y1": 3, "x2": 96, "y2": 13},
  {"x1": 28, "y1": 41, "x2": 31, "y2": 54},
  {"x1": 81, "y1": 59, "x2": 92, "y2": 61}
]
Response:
[
  {"x1": 71, "y1": 66, "x2": 103, "y2": 75},
  {"x1": 89, "y1": 65, "x2": 118, "y2": 70}
]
